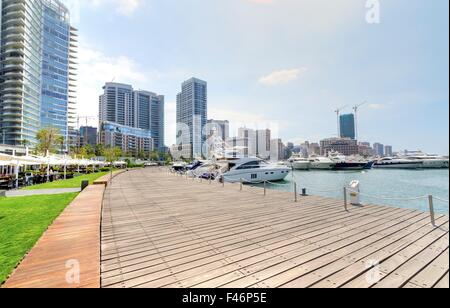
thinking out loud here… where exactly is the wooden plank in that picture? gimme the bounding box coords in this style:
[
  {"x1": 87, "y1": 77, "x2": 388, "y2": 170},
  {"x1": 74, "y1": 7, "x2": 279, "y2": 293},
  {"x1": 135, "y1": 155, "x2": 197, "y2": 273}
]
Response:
[{"x1": 433, "y1": 272, "x2": 449, "y2": 288}]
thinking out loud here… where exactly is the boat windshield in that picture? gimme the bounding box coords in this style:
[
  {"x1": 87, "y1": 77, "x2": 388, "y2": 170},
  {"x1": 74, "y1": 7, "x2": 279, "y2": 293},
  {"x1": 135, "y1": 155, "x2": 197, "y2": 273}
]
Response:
[{"x1": 236, "y1": 160, "x2": 265, "y2": 170}]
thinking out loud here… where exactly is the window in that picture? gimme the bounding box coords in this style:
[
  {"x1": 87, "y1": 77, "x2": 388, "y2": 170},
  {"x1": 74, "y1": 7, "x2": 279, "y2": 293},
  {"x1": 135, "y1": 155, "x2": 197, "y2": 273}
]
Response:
[
  {"x1": 251, "y1": 174, "x2": 257, "y2": 179},
  {"x1": 236, "y1": 161, "x2": 261, "y2": 170}
]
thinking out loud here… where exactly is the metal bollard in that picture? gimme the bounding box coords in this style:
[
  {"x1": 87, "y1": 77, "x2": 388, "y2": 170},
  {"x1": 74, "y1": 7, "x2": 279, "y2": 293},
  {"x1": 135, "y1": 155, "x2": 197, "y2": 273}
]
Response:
[
  {"x1": 428, "y1": 195, "x2": 436, "y2": 226},
  {"x1": 240, "y1": 179, "x2": 243, "y2": 191},
  {"x1": 344, "y1": 187, "x2": 348, "y2": 211},
  {"x1": 264, "y1": 181, "x2": 267, "y2": 196},
  {"x1": 209, "y1": 175, "x2": 212, "y2": 185},
  {"x1": 302, "y1": 188, "x2": 307, "y2": 196}
]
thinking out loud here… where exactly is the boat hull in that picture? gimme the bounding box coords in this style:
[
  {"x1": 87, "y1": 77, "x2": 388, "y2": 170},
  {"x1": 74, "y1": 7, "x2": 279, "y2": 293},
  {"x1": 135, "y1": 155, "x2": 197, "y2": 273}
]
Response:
[
  {"x1": 333, "y1": 162, "x2": 368, "y2": 171},
  {"x1": 310, "y1": 163, "x2": 335, "y2": 170},
  {"x1": 421, "y1": 160, "x2": 449, "y2": 169},
  {"x1": 373, "y1": 162, "x2": 423, "y2": 169},
  {"x1": 224, "y1": 168, "x2": 290, "y2": 183},
  {"x1": 292, "y1": 161, "x2": 310, "y2": 170}
]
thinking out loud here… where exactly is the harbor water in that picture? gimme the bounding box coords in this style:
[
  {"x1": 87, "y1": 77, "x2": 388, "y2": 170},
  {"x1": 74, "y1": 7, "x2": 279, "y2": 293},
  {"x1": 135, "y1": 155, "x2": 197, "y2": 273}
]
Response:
[{"x1": 261, "y1": 169, "x2": 449, "y2": 214}]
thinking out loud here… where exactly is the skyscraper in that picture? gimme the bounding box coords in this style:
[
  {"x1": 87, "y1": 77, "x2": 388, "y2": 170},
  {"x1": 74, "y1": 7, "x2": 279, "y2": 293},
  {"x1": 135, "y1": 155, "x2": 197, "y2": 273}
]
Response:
[
  {"x1": 385, "y1": 145, "x2": 393, "y2": 157},
  {"x1": 41, "y1": 0, "x2": 78, "y2": 151},
  {"x1": 237, "y1": 127, "x2": 257, "y2": 157},
  {"x1": 99, "y1": 82, "x2": 165, "y2": 152},
  {"x1": 135, "y1": 90, "x2": 165, "y2": 151},
  {"x1": 339, "y1": 114, "x2": 356, "y2": 140},
  {"x1": 176, "y1": 78, "x2": 207, "y2": 159},
  {"x1": 0, "y1": 0, "x2": 77, "y2": 148},
  {"x1": 79, "y1": 126, "x2": 97, "y2": 147},
  {"x1": 256, "y1": 129, "x2": 271, "y2": 159},
  {"x1": 373, "y1": 142, "x2": 385, "y2": 157}
]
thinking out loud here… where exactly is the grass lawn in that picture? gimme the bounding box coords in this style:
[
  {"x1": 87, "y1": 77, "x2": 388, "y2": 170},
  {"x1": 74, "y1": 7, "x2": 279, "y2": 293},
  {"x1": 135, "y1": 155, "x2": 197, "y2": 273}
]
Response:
[
  {"x1": 23, "y1": 172, "x2": 109, "y2": 190},
  {"x1": 0, "y1": 193, "x2": 78, "y2": 284}
]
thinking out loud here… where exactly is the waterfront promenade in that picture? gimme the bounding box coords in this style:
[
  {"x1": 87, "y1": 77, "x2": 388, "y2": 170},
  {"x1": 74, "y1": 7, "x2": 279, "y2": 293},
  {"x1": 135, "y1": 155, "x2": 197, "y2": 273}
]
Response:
[{"x1": 101, "y1": 169, "x2": 449, "y2": 288}]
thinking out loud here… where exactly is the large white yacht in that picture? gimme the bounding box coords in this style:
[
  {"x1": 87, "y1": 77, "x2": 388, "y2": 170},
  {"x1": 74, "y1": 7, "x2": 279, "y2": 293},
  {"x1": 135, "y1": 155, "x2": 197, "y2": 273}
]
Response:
[
  {"x1": 328, "y1": 152, "x2": 370, "y2": 171},
  {"x1": 308, "y1": 156, "x2": 336, "y2": 170},
  {"x1": 373, "y1": 157, "x2": 423, "y2": 169},
  {"x1": 220, "y1": 157, "x2": 291, "y2": 183},
  {"x1": 403, "y1": 153, "x2": 449, "y2": 169},
  {"x1": 288, "y1": 154, "x2": 310, "y2": 170}
]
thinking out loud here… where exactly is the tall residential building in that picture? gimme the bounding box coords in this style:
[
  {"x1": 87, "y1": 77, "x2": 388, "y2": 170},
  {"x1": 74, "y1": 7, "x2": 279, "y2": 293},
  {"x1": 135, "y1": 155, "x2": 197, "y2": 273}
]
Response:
[
  {"x1": 256, "y1": 129, "x2": 271, "y2": 159},
  {"x1": 0, "y1": 0, "x2": 77, "y2": 148},
  {"x1": 373, "y1": 142, "x2": 385, "y2": 157},
  {"x1": 134, "y1": 90, "x2": 164, "y2": 151},
  {"x1": 176, "y1": 78, "x2": 207, "y2": 158},
  {"x1": 237, "y1": 127, "x2": 257, "y2": 157},
  {"x1": 385, "y1": 145, "x2": 393, "y2": 157},
  {"x1": 339, "y1": 114, "x2": 356, "y2": 140},
  {"x1": 99, "y1": 82, "x2": 165, "y2": 153},
  {"x1": 270, "y1": 138, "x2": 285, "y2": 161}
]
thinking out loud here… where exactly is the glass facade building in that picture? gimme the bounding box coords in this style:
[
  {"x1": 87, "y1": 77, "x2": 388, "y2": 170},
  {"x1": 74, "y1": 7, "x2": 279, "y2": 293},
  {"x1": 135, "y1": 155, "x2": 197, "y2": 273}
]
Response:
[
  {"x1": 176, "y1": 78, "x2": 207, "y2": 159},
  {"x1": 0, "y1": 0, "x2": 77, "y2": 149},
  {"x1": 339, "y1": 113, "x2": 356, "y2": 140}
]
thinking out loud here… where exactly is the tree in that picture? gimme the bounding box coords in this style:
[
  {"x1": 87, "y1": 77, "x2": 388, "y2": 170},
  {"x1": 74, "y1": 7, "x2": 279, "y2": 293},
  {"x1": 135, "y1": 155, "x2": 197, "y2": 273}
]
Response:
[
  {"x1": 95, "y1": 144, "x2": 105, "y2": 157},
  {"x1": 36, "y1": 127, "x2": 62, "y2": 156},
  {"x1": 104, "y1": 147, "x2": 123, "y2": 181},
  {"x1": 149, "y1": 151, "x2": 160, "y2": 162}
]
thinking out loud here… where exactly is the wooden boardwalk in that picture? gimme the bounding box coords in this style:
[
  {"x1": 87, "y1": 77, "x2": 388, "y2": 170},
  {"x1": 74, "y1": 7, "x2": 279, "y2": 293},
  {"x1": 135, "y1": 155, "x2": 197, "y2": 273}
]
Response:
[
  {"x1": 101, "y1": 169, "x2": 449, "y2": 288},
  {"x1": 4, "y1": 185, "x2": 104, "y2": 288}
]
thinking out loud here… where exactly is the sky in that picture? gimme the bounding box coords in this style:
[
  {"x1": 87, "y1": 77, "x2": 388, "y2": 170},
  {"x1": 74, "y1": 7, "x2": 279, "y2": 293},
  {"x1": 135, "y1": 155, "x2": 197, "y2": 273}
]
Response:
[{"x1": 64, "y1": 0, "x2": 449, "y2": 154}]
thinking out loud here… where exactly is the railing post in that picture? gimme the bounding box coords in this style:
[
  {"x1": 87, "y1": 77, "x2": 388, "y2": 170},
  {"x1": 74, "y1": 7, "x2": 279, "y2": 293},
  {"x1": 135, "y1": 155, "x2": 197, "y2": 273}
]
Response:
[
  {"x1": 344, "y1": 187, "x2": 348, "y2": 211},
  {"x1": 240, "y1": 178, "x2": 243, "y2": 191},
  {"x1": 222, "y1": 177, "x2": 225, "y2": 187},
  {"x1": 294, "y1": 182, "x2": 298, "y2": 203},
  {"x1": 264, "y1": 181, "x2": 267, "y2": 196},
  {"x1": 428, "y1": 195, "x2": 436, "y2": 227},
  {"x1": 209, "y1": 175, "x2": 212, "y2": 185}
]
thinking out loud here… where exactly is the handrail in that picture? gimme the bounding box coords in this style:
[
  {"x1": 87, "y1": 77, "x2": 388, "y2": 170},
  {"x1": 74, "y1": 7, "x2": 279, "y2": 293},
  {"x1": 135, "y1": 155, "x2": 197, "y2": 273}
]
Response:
[{"x1": 346, "y1": 188, "x2": 429, "y2": 201}]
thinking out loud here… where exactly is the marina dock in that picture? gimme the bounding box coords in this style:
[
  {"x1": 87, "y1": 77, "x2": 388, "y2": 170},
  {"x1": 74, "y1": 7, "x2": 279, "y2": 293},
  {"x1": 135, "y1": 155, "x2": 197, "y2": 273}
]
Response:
[{"x1": 101, "y1": 168, "x2": 449, "y2": 288}]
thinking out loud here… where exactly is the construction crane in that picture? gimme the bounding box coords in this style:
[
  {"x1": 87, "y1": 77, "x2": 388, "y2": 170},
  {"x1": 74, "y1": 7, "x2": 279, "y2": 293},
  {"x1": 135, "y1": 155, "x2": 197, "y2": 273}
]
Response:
[
  {"x1": 353, "y1": 101, "x2": 367, "y2": 140},
  {"x1": 334, "y1": 105, "x2": 348, "y2": 138}
]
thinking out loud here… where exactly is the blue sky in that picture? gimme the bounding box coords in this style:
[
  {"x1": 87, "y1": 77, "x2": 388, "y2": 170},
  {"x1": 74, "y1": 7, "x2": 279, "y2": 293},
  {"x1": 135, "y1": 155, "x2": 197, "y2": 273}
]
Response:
[{"x1": 66, "y1": 0, "x2": 449, "y2": 154}]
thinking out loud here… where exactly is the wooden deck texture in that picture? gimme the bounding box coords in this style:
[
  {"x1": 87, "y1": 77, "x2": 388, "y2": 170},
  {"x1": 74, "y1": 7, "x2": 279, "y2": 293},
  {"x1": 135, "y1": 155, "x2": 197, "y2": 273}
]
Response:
[
  {"x1": 101, "y1": 169, "x2": 449, "y2": 288},
  {"x1": 3, "y1": 185, "x2": 104, "y2": 288}
]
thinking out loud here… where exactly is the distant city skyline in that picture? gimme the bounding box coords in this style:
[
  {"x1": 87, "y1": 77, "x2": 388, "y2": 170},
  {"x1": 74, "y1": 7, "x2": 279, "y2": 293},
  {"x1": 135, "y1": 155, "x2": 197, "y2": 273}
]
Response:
[{"x1": 66, "y1": 0, "x2": 448, "y2": 154}]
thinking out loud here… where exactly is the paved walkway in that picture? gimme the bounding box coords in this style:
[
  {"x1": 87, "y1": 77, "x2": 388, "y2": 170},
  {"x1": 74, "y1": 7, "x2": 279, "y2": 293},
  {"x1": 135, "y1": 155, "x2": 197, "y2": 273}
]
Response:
[
  {"x1": 101, "y1": 169, "x2": 449, "y2": 288},
  {"x1": 3, "y1": 185, "x2": 104, "y2": 288},
  {"x1": 5, "y1": 188, "x2": 81, "y2": 197}
]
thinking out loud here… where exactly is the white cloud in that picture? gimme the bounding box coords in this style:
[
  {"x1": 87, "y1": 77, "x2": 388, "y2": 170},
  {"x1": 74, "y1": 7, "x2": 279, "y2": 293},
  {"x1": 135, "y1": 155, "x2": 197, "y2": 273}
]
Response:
[
  {"x1": 76, "y1": 42, "x2": 154, "y2": 125},
  {"x1": 368, "y1": 103, "x2": 385, "y2": 110},
  {"x1": 82, "y1": 0, "x2": 143, "y2": 16},
  {"x1": 258, "y1": 68, "x2": 307, "y2": 86}
]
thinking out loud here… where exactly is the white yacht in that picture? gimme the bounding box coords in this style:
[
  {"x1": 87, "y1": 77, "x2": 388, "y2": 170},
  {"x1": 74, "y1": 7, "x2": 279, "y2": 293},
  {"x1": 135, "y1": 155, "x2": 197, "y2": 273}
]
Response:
[
  {"x1": 403, "y1": 154, "x2": 449, "y2": 169},
  {"x1": 308, "y1": 156, "x2": 336, "y2": 170},
  {"x1": 288, "y1": 154, "x2": 310, "y2": 170},
  {"x1": 373, "y1": 157, "x2": 423, "y2": 169},
  {"x1": 328, "y1": 152, "x2": 369, "y2": 171},
  {"x1": 220, "y1": 157, "x2": 291, "y2": 183}
]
